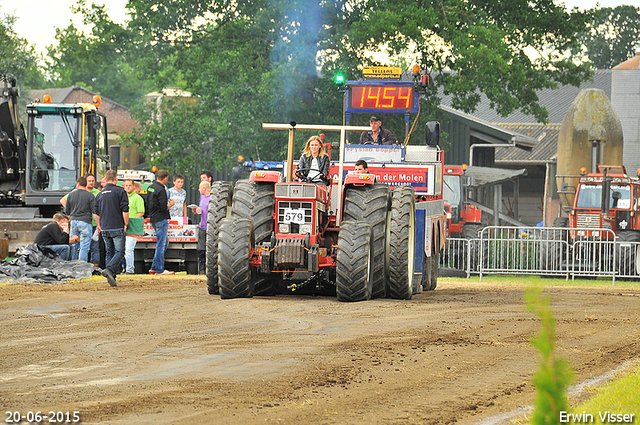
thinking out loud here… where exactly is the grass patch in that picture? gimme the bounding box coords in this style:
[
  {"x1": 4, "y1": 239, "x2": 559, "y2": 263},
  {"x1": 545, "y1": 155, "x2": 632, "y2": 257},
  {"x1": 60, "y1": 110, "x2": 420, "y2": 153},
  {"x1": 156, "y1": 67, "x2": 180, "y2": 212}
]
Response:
[
  {"x1": 568, "y1": 366, "x2": 640, "y2": 422},
  {"x1": 439, "y1": 274, "x2": 640, "y2": 289}
]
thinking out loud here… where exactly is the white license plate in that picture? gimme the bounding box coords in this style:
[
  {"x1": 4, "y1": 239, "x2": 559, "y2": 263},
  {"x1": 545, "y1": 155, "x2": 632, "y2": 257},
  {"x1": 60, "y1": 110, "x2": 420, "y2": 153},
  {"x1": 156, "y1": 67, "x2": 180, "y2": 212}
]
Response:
[{"x1": 283, "y1": 208, "x2": 306, "y2": 224}]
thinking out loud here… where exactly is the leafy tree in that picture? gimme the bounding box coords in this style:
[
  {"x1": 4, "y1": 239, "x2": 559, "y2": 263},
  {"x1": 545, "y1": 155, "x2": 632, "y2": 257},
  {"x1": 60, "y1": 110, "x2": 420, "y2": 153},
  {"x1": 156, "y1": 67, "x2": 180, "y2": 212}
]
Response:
[
  {"x1": 326, "y1": 0, "x2": 593, "y2": 123},
  {"x1": 70, "y1": 0, "x2": 597, "y2": 174},
  {"x1": 579, "y1": 5, "x2": 640, "y2": 69},
  {"x1": 0, "y1": 10, "x2": 45, "y2": 90},
  {"x1": 46, "y1": 1, "x2": 151, "y2": 107}
]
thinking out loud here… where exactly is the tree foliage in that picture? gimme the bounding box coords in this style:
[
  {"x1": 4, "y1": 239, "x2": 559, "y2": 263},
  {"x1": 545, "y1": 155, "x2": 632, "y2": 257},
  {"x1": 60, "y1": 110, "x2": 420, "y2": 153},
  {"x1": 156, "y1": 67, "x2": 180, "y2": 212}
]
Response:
[
  {"x1": 0, "y1": 11, "x2": 45, "y2": 90},
  {"x1": 579, "y1": 5, "x2": 640, "y2": 69},
  {"x1": 44, "y1": 0, "x2": 600, "y2": 175},
  {"x1": 46, "y1": 1, "x2": 151, "y2": 107}
]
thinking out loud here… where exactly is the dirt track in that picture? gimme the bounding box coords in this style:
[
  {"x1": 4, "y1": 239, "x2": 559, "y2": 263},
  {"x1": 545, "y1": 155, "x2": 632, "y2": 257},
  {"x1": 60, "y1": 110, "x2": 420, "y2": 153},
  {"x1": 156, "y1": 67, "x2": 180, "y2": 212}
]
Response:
[{"x1": 1, "y1": 276, "x2": 639, "y2": 425}]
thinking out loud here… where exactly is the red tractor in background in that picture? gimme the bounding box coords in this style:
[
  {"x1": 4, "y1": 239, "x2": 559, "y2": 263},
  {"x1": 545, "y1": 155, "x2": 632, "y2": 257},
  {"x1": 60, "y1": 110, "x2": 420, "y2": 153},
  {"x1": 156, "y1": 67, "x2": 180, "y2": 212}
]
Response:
[
  {"x1": 545, "y1": 164, "x2": 640, "y2": 275},
  {"x1": 443, "y1": 165, "x2": 483, "y2": 240},
  {"x1": 205, "y1": 123, "x2": 446, "y2": 301}
]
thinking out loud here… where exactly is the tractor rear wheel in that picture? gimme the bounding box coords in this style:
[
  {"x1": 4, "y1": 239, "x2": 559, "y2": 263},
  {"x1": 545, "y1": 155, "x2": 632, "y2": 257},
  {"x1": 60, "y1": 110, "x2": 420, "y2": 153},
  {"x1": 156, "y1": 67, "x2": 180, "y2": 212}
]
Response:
[
  {"x1": 336, "y1": 221, "x2": 374, "y2": 302},
  {"x1": 218, "y1": 218, "x2": 255, "y2": 299},
  {"x1": 387, "y1": 186, "x2": 416, "y2": 300},
  {"x1": 423, "y1": 251, "x2": 439, "y2": 291},
  {"x1": 206, "y1": 181, "x2": 233, "y2": 294},
  {"x1": 231, "y1": 180, "x2": 276, "y2": 295},
  {"x1": 615, "y1": 230, "x2": 640, "y2": 278},
  {"x1": 343, "y1": 184, "x2": 390, "y2": 298}
]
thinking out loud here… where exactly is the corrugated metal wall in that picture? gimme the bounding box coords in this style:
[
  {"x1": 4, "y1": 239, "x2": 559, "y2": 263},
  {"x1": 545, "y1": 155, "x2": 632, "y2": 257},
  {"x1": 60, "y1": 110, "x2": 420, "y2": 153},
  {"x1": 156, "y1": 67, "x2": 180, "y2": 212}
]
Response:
[
  {"x1": 440, "y1": 119, "x2": 471, "y2": 165},
  {"x1": 612, "y1": 69, "x2": 640, "y2": 173}
]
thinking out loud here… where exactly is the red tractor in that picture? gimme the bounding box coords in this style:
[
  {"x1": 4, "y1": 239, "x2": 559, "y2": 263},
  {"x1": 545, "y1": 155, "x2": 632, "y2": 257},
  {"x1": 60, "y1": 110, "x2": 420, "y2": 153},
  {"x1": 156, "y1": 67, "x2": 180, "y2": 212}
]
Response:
[
  {"x1": 546, "y1": 164, "x2": 640, "y2": 275},
  {"x1": 205, "y1": 123, "x2": 446, "y2": 301},
  {"x1": 443, "y1": 165, "x2": 482, "y2": 239}
]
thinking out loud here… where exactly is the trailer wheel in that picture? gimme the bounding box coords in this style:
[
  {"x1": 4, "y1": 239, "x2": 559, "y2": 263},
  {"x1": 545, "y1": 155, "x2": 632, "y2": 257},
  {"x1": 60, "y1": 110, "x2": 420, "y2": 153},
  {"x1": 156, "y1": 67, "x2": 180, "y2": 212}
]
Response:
[
  {"x1": 615, "y1": 230, "x2": 640, "y2": 278},
  {"x1": 463, "y1": 223, "x2": 483, "y2": 273},
  {"x1": 218, "y1": 218, "x2": 255, "y2": 299},
  {"x1": 343, "y1": 184, "x2": 390, "y2": 298},
  {"x1": 206, "y1": 181, "x2": 233, "y2": 294},
  {"x1": 423, "y1": 251, "x2": 439, "y2": 291},
  {"x1": 336, "y1": 221, "x2": 374, "y2": 302},
  {"x1": 539, "y1": 218, "x2": 569, "y2": 277},
  {"x1": 231, "y1": 180, "x2": 276, "y2": 295},
  {"x1": 387, "y1": 186, "x2": 416, "y2": 300}
]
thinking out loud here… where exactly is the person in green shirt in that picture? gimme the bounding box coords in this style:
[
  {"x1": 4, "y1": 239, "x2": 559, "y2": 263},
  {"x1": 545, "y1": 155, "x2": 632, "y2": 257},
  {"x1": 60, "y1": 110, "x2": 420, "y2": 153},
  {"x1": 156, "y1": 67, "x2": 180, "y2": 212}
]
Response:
[{"x1": 123, "y1": 179, "x2": 145, "y2": 274}]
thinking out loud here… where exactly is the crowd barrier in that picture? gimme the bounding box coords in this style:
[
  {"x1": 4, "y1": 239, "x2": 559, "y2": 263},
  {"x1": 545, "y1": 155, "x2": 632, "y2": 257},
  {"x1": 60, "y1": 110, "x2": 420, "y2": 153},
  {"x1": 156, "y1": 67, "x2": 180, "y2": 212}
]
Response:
[{"x1": 438, "y1": 226, "x2": 640, "y2": 283}]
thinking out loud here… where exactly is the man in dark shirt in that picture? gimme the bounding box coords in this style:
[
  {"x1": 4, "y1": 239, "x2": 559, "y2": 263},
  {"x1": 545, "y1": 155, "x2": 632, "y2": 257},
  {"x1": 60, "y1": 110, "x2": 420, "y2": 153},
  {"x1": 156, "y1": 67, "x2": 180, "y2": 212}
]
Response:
[
  {"x1": 65, "y1": 176, "x2": 95, "y2": 262},
  {"x1": 93, "y1": 170, "x2": 129, "y2": 287},
  {"x1": 147, "y1": 169, "x2": 175, "y2": 275},
  {"x1": 359, "y1": 115, "x2": 397, "y2": 145},
  {"x1": 34, "y1": 213, "x2": 79, "y2": 260}
]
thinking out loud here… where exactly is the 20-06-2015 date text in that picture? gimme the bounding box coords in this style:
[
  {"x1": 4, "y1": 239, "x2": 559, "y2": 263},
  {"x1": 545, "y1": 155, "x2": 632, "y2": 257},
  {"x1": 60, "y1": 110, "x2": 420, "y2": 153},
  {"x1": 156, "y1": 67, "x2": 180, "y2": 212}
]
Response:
[{"x1": 5, "y1": 411, "x2": 80, "y2": 423}]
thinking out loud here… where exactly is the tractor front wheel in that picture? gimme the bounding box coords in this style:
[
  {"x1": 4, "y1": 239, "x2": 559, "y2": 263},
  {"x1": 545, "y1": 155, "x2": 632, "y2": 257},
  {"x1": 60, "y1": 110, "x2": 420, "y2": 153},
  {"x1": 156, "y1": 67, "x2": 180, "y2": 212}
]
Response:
[
  {"x1": 336, "y1": 221, "x2": 374, "y2": 302},
  {"x1": 218, "y1": 218, "x2": 255, "y2": 299},
  {"x1": 343, "y1": 184, "x2": 390, "y2": 298},
  {"x1": 387, "y1": 186, "x2": 416, "y2": 300},
  {"x1": 206, "y1": 181, "x2": 233, "y2": 294}
]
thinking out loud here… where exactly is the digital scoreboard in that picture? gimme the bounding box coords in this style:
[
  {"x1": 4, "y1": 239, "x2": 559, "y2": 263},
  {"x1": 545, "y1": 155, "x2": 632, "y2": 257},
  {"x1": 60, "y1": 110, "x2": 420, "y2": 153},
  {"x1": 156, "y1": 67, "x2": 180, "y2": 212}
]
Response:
[{"x1": 345, "y1": 82, "x2": 418, "y2": 114}]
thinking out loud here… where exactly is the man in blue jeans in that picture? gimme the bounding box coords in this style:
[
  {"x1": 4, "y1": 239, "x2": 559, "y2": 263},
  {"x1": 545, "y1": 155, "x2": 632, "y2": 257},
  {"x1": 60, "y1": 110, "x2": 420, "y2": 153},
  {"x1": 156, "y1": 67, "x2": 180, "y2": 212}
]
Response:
[
  {"x1": 147, "y1": 169, "x2": 175, "y2": 275},
  {"x1": 33, "y1": 213, "x2": 79, "y2": 260},
  {"x1": 65, "y1": 176, "x2": 95, "y2": 262},
  {"x1": 93, "y1": 170, "x2": 129, "y2": 287}
]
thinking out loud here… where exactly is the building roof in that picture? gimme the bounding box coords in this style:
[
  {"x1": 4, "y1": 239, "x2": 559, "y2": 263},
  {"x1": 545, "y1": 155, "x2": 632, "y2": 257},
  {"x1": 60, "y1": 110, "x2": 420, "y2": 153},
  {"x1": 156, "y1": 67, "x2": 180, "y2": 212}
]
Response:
[
  {"x1": 613, "y1": 52, "x2": 640, "y2": 70},
  {"x1": 438, "y1": 69, "x2": 611, "y2": 124},
  {"x1": 28, "y1": 86, "x2": 130, "y2": 111},
  {"x1": 495, "y1": 123, "x2": 561, "y2": 164},
  {"x1": 465, "y1": 165, "x2": 527, "y2": 187},
  {"x1": 439, "y1": 104, "x2": 538, "y2": 148}
]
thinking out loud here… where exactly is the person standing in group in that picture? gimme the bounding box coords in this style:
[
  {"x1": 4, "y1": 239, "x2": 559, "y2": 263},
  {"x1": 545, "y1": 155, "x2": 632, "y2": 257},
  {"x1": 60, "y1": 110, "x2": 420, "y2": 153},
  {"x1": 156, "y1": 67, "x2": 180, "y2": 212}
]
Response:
[
  {"x1": 147, "y1": 169, "x2": 175, "y2": 275},
  {"x1": 167, "y1": 173, "x2": 187, "y2": 223},
  {"x1": 33, "y1": 213, "x2": 79, "y2": 261},
  {"x1": 65, "y1": 176, "x2": 95, "y2": 262},
  {"x1": 123, "y1": 179, "x2": 145, "y2": 274},
  {"x1": 86, "y1": 173, "x2": 102, "y2": 266},
  {"x1": 93, "y1": 170, "x2": 129, "y2": 287},
  {"x1": 190, "y1": 181, "x2": 210, "y2": 274},
  {"x1": 200, "y1": 170, "x2": 213, "y2": 185}
]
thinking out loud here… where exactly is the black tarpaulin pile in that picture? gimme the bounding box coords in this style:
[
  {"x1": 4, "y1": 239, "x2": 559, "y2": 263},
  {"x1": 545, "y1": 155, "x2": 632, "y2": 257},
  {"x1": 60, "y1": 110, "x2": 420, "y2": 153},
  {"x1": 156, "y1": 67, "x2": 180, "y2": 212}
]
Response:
[{"x1": 0, "y1": 244, "x2": 100, "y2": 283}]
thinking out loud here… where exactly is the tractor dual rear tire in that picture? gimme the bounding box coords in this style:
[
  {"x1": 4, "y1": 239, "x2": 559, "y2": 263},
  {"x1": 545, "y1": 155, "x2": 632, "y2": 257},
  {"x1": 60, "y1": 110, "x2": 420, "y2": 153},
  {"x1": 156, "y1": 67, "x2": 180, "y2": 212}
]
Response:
[
  {"x1": 218, "y1": 218, "x2": 255, "y2": 299},
  {"x1": 206, "y1": 181, "x2": 233, "y2": 294},
  {"x1": 336, "y1": 221, "x2": 374, "y2": 302},
  {"x1": 231, "y1": 180, "x2": 276, "y2": 296},
  {"x1": 343, "y1": 184, "x2": 390, "y2": 298},
  {"x1": 387, "y1": 186, "x2": 416, "y2": 300}
]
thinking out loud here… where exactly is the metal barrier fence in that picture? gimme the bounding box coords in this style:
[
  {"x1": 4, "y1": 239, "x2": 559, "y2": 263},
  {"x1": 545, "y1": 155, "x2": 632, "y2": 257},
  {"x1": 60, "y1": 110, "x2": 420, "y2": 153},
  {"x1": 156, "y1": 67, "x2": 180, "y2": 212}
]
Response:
[{"x1": 438, "y1": 226, "x2": 640, "y2": 283}]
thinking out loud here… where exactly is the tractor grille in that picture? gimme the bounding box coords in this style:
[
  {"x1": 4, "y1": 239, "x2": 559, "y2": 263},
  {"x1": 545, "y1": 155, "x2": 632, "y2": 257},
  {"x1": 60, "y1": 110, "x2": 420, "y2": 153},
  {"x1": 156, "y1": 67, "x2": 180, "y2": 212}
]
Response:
[
  {"x1": 576, "y1": 213, "x2": 601, "y2": 229},
  {"x1": 278, "y1": 201, "x2": 313, "y2": 225},
  {"x1": 275, "y1": 184, "x2": 316, "y2": 198}
]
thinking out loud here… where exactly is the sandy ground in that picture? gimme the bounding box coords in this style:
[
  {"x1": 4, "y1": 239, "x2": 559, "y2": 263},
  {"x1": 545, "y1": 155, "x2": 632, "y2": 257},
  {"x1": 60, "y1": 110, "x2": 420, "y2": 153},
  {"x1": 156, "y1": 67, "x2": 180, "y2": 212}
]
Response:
[{"x1": 1, "y1": 276, "x2": 639, "y2": 425}]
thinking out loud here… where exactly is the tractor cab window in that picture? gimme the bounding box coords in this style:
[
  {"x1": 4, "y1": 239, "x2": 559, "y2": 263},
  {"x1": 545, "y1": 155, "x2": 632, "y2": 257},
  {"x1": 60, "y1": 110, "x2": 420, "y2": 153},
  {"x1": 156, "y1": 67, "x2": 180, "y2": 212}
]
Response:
[
  {"x1": 30, "y1": 113, "x2": 78, "y2": 192},
  {"x1": 575, "y1": 183, "x2": 631, "y2": 209},
  {"x1": 443, "y1": 174, "x2": 461, "y2": 219},
  {"x1": 85, "y1": 113, "x2": 108, "y2": 179}
]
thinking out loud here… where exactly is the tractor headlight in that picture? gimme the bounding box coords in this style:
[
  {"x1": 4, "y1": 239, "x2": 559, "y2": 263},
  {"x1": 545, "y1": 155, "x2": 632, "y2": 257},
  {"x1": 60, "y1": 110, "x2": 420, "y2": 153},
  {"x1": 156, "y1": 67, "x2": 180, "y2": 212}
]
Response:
[
  {"x1": 278, "y1": 223, "x2": 290, "y2": 234},
  {"x1": 300, "y1": 224, "x2": 312, "y2": 234}
]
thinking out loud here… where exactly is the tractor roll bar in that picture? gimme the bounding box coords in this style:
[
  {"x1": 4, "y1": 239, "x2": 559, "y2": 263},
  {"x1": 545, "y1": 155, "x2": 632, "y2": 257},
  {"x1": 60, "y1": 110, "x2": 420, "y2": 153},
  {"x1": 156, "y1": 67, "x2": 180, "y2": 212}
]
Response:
[{"x1": 262, "y1": 123, "x2": 371, "y2": 226}]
